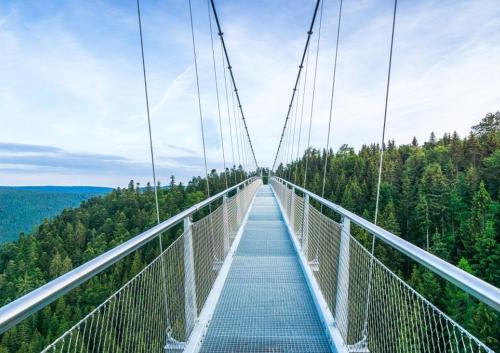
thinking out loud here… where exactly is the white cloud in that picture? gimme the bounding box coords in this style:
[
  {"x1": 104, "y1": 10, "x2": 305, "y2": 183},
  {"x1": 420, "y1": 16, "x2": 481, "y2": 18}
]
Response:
[{"x1": 0, "y1": 0, "x2": 499, "y2": 185}]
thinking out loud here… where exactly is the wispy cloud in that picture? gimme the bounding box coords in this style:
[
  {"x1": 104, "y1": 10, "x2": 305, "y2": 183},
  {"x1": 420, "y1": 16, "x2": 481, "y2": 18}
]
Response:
[
  {"x1": 0, "y1": 142, "x2": 215, "y2": 186},
  {"x1": 0, "y1": 0, "x2": 498, "y2": 185}
]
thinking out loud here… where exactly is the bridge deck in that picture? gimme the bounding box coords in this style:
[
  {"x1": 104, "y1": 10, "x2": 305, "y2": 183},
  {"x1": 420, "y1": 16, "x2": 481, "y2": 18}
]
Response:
[{"x1": 199, "y1": 185, "x2": 332, "y2": 353}]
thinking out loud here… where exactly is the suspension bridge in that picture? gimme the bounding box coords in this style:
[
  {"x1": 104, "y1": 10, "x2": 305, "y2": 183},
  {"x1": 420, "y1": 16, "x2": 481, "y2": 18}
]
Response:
[{"x1": 0, "y1": 0, "x2": 499, "y2": 352}]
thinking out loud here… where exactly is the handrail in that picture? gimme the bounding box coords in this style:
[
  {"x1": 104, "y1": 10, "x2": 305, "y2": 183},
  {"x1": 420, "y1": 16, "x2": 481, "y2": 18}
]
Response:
[
  {"x1": 271, "y1": 176, "x2": 500, "y2": 312},
  {"x1": 0, "y1": 177, "x2": 259, "y2": 334}
]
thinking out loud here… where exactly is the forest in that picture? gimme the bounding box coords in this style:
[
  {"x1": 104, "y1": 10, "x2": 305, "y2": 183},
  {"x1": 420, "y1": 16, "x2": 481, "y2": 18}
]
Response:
[
  {"x1": 275, "y1": 112, "x2": 499, "y2": 350},
  {"x1": 0, "y1": 187, "x2": 111, "y2": 244},
  {"x1": 0, "y1": 112, "x2": 498, "y2": 352}
]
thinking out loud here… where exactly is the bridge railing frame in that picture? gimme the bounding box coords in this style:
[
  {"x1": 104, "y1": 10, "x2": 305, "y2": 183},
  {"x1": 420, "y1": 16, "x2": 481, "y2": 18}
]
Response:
[
  {"x1": 271, "y1": 176, "x2": 499, "y2": 352},
  {"x1": 270, "y1": 176, "x2": 500, "y2": 312},
  {"x1": 0, "y1": 177, "x2": 261, "y2": 335}
]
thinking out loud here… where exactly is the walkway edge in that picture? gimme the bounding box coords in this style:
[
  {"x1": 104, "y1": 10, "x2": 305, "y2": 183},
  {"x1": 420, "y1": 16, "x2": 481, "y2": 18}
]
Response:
[
  {"x1": 183, "y1": 190, "x2": 259, "y2": 353},
  {"x1": 270, "y1": 185, "x2": 348, "y2": 353}
]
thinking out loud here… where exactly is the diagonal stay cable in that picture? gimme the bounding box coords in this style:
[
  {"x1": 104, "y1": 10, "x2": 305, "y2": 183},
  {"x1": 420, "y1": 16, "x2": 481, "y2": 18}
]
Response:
[
  {"x1": 209, "y1": 0, "x2": 259, "y2": 170},
  {"x1": 271, "y1": 0, "x2": 321, "y2": 171}
]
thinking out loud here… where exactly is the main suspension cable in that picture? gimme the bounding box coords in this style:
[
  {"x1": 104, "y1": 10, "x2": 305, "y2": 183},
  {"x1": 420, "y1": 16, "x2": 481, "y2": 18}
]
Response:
[
  {"x1": 271, "y1": 0, "x2": 321, "y2": 171},
  {"x1": 303, "y1": 0, "x2": 324, "y2": 189},
  {"x1": 320, "y1": 0, "x2": 344, "y2": 206},
  {"x1": 209, "y1": 0, "x2": 259, "y2": 170},
  {"x1": 207, "y1": 0, "x2": 228, "y2": 189}
]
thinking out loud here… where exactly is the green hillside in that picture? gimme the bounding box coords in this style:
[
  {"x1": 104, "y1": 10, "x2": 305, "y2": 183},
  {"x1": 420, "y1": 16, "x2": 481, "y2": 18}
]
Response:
[{"x1": 0, "y1": 187, "x2": 111, "y2": 244}]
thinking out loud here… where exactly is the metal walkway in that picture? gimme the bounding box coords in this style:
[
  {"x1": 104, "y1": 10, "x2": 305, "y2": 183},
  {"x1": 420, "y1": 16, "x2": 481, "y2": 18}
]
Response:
[{"x1": 199, "y1": 185, "x2": 333, "y2": 353}]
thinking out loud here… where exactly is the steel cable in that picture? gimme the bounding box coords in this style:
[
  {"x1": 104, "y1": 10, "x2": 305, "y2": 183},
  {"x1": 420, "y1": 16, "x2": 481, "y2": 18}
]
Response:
[
  {"x1": 303, "y1": 0, "x2": 324, "y2": 189},
  {"x1": 135, "y1": 0, "x2": 171, "y2": 333},
  {"x1": 207, "y1": 0, "x2": 228, "y2": 189},
  {"x1": 363, "y1": 0, "x2": 399, "y2": 340},
  {"x1": 271, "y1": 0, "x2": 321, "y2": 171},
  {"x1": 320, "y1": 0, "x2": 343, "y2": 209},
  {"x1": 294, "y1": 46, "x2": 311, "y2": 185},
  {"x1": 188, "y1": 0, "x2": 211, "y2": 200},
  {"x1": 220, "y1": 42, "x2": 237, "y2": 185}
]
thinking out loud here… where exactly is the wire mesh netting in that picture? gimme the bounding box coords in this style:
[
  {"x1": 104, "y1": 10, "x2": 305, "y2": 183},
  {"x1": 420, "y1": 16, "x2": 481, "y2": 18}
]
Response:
[
  {"x1": 198, "y1": 186, "x2": 333, "y2": 353},
  {"x1": 270, "y1": 178, "x2": 493, "y2": 353},
  {"x1": 40, "y1": 179, "x2": 261, "y2": 353}
]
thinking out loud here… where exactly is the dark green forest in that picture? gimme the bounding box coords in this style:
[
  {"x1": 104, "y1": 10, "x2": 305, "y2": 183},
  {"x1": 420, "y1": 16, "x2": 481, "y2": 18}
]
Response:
[
  {"x1": 0, "y1": 170, "x2": 248, "y2": 353},
  {"x1": 0, "y1": 187, "x2": 111, "y2": 244},
  {"x1": 276, "y1": 112, "x2": 500, "y2": 350}
]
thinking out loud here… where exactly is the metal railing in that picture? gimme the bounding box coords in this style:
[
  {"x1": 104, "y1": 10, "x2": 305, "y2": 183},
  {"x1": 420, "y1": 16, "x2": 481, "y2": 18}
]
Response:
[
  {"x1": 0, "y1": 177, "x2": 262, "y2": 349},
  {"x1": 270, "y1": 176, "x2": 499, "y2": 353}
]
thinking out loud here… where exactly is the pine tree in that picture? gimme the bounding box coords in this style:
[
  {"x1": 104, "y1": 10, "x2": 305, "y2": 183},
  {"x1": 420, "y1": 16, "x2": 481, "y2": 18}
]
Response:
[
  {"x1": 444, "y1": 258, "x2": 475, "y2": 329},
  {"x1": 471, "y1": 303, "x2": 499, "y2": 350},
  {"x1": 473, "y1": 220, "x2": 499, "y2": 286}
]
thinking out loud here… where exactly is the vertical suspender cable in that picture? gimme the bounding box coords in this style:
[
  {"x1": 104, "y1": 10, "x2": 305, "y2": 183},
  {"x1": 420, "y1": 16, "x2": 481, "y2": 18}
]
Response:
[
  {"x1": 189, "y1": 0, "x2": 219, "y2": 269},
  {"x1": 188, "y1": 0, "x2": 211, "y2": 199},
  {"x1": 241, "y1": 110, "x2": 248, "y2": 173},
  {"x1": 285, "y1": 111, "x2": 293, "y2": 179},
  {"x1": 287, "y1": 72, "x2": 301, "y2": 181},
  {"x1": 284, "y1": 120, "x2": 291, "y2": 176},
  {"x1": 136, "y1": 0, "x2": 160, "y2": 227},
  {"x1": 294, "y1": 47, "x2": 310, "y2": 185},
  {"x1": 286, "y1": 92, "x2": 297, "y2": 179},
  {"x1": 221, "y1": 42, "x2": 237, "y2": 185},
  {"x1": 320, "y1": 0, "x2": 343, "y2": 208},
  {"x1": 280, "y1": 117, "x2": 288, "y2": 176},
  {"x1": 231, "y1": 90, "x2": 242, "y2": 181},
  {"x1": 136, "y1": 0, "x2": 170, "y2": 333},
  {"x1": 303, "y1": 0, "x2": 324, "y2": 189},
  {"x1": 207, "y1": 0, "x2": 228, "y2": 189},
  {"x1": 363, "y1": 0, "x2": 398, "y2": 340},
  {"x1": 239, "y1": 110, "x2": 248, "y2": 174}
]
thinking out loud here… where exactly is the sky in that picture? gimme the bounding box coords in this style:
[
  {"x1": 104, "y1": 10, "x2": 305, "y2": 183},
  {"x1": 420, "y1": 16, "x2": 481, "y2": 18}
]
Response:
[{"x1": 0, "y1": 0, "x2": 499, "y2": 187}]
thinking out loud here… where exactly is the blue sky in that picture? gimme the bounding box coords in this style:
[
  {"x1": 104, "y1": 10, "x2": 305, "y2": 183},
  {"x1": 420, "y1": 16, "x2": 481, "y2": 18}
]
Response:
[{"x1": 0, "y1": 0, "x2": 499, "y2": 186}]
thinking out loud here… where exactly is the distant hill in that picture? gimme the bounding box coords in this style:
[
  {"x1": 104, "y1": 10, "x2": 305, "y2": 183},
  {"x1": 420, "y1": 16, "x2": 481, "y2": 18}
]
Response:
[{"x1": 0, "y1": 186, "x2": 111, "y2": 243}]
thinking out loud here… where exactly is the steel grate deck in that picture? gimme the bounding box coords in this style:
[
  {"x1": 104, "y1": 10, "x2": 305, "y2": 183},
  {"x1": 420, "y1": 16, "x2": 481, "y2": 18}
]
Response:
[{"x1": 198, "y1": 185, "x2": 333, "y2": 353}]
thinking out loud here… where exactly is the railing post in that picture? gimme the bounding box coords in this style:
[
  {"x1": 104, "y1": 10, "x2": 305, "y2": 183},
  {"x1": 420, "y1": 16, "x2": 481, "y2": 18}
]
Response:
[
  {"x1": 236, "y1": 187, "x2": 241, "y2": 225},
  {"x1": 302, "y1": 194, "x2": 310, "y2": 256},
  {"x1": 183, "y1": 216, "x2": 197, "y2": 337},
  {"x1": 290, "y1": 186, "x2": 295, "y2": 231},
  {"x1": 222, "y1": 193, "x2": 230, "y2": 255},
  {"x1": 335, "y1": 216, "x2": 350, "y2": 339}
]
